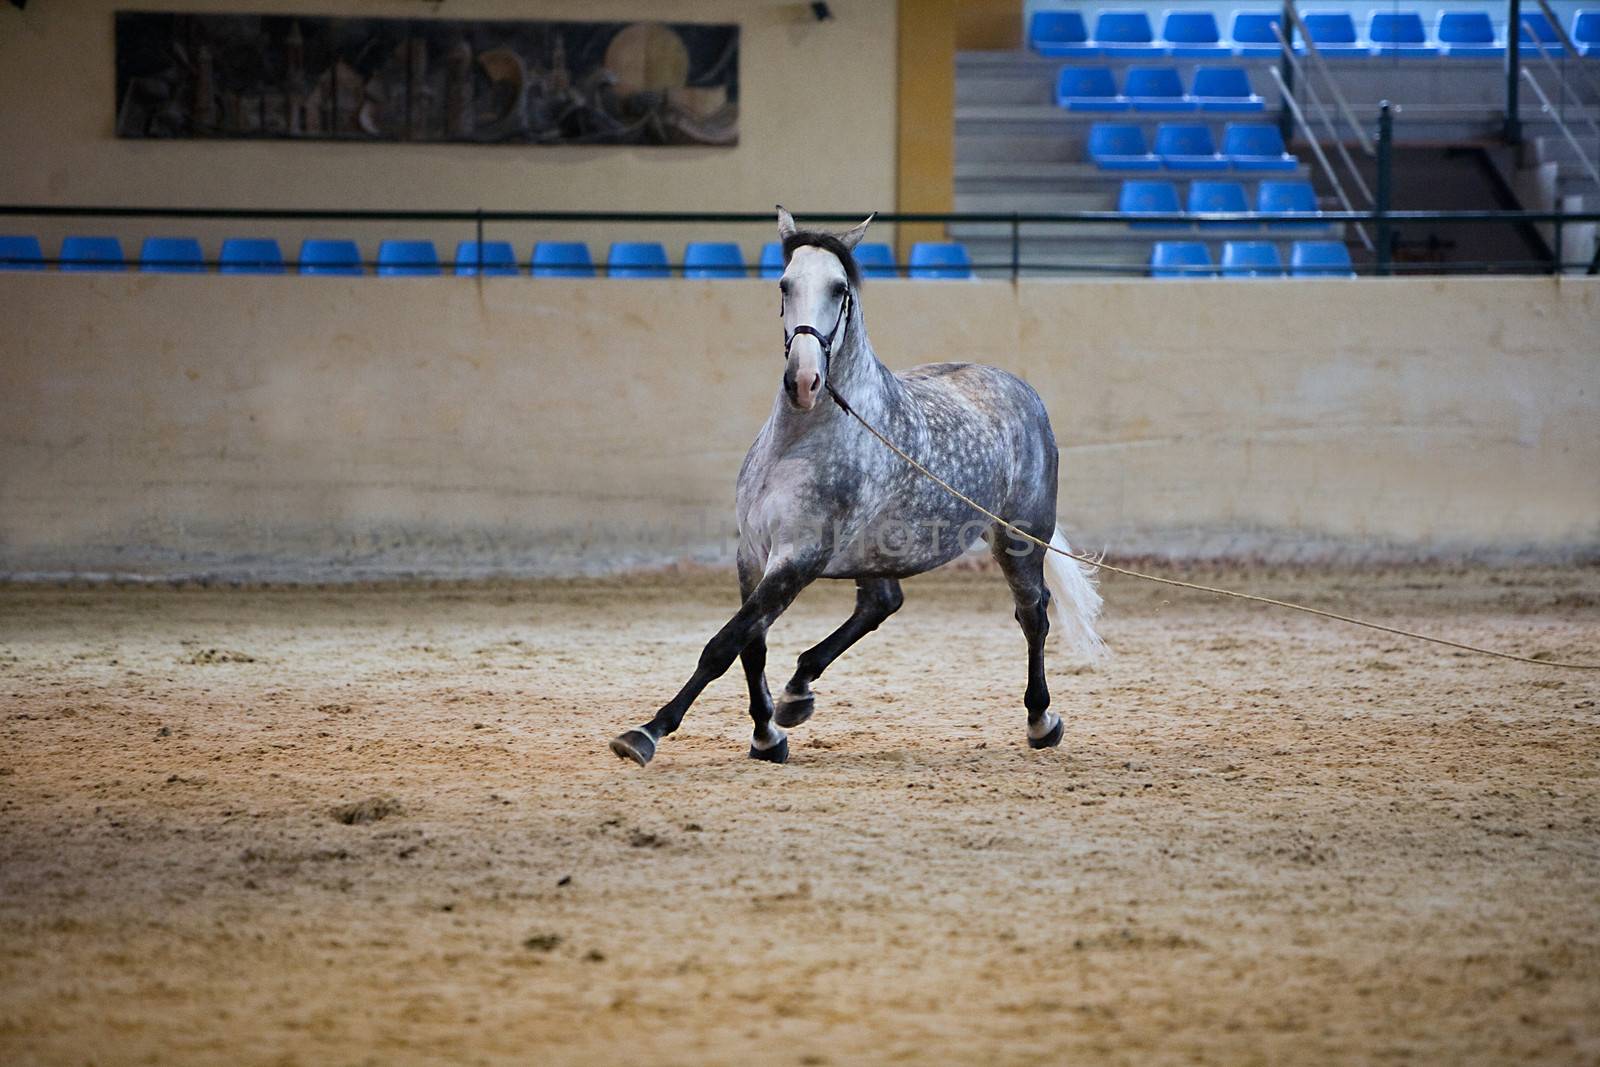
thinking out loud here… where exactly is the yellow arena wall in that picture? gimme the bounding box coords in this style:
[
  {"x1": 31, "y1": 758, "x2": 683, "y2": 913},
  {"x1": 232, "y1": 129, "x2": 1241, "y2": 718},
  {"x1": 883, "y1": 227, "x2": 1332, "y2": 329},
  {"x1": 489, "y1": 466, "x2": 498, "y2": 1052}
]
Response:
[{"x1": 2, "y1": 274, "x2": 1595, "y2": 577}]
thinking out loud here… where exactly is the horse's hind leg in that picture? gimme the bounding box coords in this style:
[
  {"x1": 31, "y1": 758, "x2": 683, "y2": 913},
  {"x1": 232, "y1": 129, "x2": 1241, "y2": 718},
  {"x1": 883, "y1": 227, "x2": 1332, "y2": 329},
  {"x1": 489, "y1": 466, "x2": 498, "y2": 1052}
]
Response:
[
  {"x1": 776, "y1": 578, "x2": 903, "y2": 727},
  {"x1": 994, "y1": 536, "x2": 1062, "y2": 750}
]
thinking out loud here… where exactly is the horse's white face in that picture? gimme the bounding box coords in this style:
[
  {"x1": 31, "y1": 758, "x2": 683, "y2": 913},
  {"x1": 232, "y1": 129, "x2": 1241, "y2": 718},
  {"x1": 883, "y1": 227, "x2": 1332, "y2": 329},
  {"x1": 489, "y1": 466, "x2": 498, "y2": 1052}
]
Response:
[
  {"x1": 773, "y1": 205, "x2": 874, "y2": 412},
  {"x1": 778, "y1": 246, "x2": 850, "y2": 411}
]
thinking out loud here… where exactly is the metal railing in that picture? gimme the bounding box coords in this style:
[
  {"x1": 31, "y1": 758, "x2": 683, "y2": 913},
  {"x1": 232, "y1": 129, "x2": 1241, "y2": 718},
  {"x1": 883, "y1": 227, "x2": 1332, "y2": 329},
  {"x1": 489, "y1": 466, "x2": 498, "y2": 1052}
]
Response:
[
  {"x1": 1523, "y1": 0, "x2": 1600, "y2": 190},
  {"x1": 1514, "y1": 1, "x2": 1600, "y2": 271},
  {"x1": 1268, "y1": 3, "x2": 1378, "y2": 254},
  {"x1": 6, "y1": 202, "x2": 1600, "y2": 277},
  {"x1": 1280, "y1": 2, "x2": 1375, "y2": 156}
]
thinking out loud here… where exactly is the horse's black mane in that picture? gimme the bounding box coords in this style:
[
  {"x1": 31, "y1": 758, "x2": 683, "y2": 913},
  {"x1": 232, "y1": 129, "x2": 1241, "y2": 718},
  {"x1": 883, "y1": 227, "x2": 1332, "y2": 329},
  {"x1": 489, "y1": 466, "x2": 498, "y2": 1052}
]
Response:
[{"x1": 781, "y1": 231, "x2": 862, "y2": 288}]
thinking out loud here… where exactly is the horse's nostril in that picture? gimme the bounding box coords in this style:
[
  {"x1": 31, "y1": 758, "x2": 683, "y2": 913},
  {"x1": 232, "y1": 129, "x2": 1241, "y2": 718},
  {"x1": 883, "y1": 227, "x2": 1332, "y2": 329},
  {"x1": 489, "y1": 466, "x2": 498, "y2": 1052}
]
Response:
[{"x1": 810, "y1": 374, "x2": 821, "y2": 393}]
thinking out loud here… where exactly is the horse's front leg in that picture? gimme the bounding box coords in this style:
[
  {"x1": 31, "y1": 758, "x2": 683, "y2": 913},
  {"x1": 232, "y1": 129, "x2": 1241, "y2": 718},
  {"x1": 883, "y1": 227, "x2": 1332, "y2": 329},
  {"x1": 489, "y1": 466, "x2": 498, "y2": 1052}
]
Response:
[
  {"x1": 736, "y1": 554, "x2": 787, "y2": 763},
  {"x1": 611, "y1": 555, "x2": 819, "y2": 767}
]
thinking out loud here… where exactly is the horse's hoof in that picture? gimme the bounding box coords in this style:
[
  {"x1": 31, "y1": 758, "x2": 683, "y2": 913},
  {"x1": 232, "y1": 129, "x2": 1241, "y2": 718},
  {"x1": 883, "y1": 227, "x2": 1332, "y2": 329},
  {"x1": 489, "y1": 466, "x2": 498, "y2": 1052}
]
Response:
[
  {"x1": 748, "y1": 736, "x2": 790, "y2": 764},
  {"x1": 1027, "y1": 714, "x2": 1065, "y2": 750},
  {"x1": 774, "y1": 692, "x2": 814, "y2": 728},
  {"x1": 610, "y1": 729, "x2": 656, "y2": 767}
]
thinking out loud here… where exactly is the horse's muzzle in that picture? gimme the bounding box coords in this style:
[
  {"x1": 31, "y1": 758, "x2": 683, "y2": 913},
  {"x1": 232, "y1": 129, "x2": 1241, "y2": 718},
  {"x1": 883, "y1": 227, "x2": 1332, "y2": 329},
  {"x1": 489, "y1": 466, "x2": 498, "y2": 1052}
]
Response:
[
  {"x1": 784, "y1": 366, "x2": 823, "y2": 410},
  {"x1": 783, "y1": 334, "x2": 826, "y2": 411}
]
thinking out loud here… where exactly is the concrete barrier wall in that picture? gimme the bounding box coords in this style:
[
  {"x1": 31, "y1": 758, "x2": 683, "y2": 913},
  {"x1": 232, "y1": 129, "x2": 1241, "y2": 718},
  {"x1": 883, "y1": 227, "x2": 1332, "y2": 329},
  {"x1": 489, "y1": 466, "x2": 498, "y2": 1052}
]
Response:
[{"x1": 2, "y1": 274, "x2": 1596, "y2": 578}]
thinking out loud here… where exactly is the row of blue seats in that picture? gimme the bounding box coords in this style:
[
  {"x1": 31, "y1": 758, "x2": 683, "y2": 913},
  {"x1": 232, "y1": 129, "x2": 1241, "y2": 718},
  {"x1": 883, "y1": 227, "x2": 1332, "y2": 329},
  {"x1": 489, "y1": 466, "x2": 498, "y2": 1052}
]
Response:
[
  {"x1": 1032, "y1": 9, "x2": 1594, "y2": 58},
  {"x1": 1058, "y1": 66, "x2": 1264, "y2": 110},
  {"x1": 1089, "y1": 121, "x2": 1295, "y2": 170},
  {"x1": 1151, "y1": 240, "x2": 1354, "y2": 277},
  {"x1": 1121, "y1": 179, "x2": 1328, "y2": 228},
  {"x1": 1085, "y1": 121, "x2": 1297, "y2": 170},
  {"x1": 0, "y1": 235, "x2": 981, "y2": 279}
]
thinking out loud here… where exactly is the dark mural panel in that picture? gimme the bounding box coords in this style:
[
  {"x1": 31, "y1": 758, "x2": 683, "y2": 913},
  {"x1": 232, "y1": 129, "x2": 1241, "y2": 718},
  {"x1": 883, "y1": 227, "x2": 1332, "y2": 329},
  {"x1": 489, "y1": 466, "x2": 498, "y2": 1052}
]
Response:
[{"x1": 114, "y1": 12, "x2": 739, "y2": 146}]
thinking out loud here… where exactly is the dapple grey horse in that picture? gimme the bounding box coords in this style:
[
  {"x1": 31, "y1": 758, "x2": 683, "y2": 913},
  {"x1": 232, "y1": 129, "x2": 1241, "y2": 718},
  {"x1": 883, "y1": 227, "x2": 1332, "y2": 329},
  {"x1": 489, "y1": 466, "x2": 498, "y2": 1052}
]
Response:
[{"x1": 611, "y1": 208, "x2": 1103, "y2": 767}]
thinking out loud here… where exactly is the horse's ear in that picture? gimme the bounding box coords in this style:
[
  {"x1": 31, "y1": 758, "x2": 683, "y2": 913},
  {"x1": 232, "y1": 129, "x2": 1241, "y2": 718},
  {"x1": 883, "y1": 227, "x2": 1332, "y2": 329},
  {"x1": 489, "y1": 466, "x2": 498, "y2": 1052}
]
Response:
[
  {"x1": 776, "y1": 205, "x2": 798, "y2": 241},
  {"x1": 839, "y1": 211, "x2": 876, "y2": 250}
]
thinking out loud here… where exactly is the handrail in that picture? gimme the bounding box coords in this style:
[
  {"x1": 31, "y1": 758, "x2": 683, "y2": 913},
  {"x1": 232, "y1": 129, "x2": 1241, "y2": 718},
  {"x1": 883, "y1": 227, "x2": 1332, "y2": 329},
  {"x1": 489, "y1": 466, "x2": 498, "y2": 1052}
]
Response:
[
  {"x1": 1532, "y1": 0, "x2": 1600, "y2": 105},
  {"x1": 1268, "y1": 65, "x2": 1375, "y2": 251},
  {"x1": 1281, "y1": 2, "x2": 1375, "y2": 156},
  {"x1": 1522, "y1": 13, "x2": 1600, "y2": 150},
  {"x1": 1527, "y1": 43, "x2": 1600, "y2": 149},
  {"x1": 1521, "y1": 68, "x2": 1600, "y2": 187},
  {"x1": 1270, "y1": 20, "x2": 1376, "y2": 205}
]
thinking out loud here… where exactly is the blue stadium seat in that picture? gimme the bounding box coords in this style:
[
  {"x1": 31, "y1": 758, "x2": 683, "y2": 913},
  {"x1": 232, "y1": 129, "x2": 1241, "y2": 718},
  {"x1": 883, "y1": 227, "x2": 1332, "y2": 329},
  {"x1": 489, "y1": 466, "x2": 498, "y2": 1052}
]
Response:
[
  {"x1": 1154, "y1": 123, "x2": 1226, "y2": 170},
  {"x1": 1029, "y1": 11, "x2": 1097, "y2": 56},
  {"x1": 1231, "y1": 11, "x2": 1286, "y2": 56},
  {"x1": 1291, "y1": 241, "x2": 1355, "y2": 276},
  {"x1": 1517, "y1": 11, "x2": 1565, "y2": 54},
  {"x1": 376, "y1": 240, "x2": 440, "y2": 276},
  {"x1": 1124, "y1": 67, "x2": 1195, "y2": 111},
  {"x1": 1093, "y1": 11, "x2": 1163, "y2": 55},
  {"x1": 855, "y1": 242, "x2": 899, "y2": 279},
  {"x1": 759, "y1": 242, "x2": 785, "y2": 279},
  {"x1": 908, "y1": 242, "x2": 974, "y2": 279},
  {"x1": 1159, "y1": 11, "x2": 1230, "y2": 56},
  {"x1": 1087, "y1": 123, "x2": 1161, "y2": 170},
  {"x1": 1437, "y1": 12, "x2": 1503, "y2": 56},
  {"x1": 1575, "y1": 11, "x2": 1600, "y2": 56},
  {"x1": 532, "y1": 241, "x2": 596, "y2": 277},
  {"x1": 1188, "y1": 181, "x2": 1251, "y2": 229},
  {"x1": 1300, "y1": 12, "x2": 1367, "y2": 56},
  {"x1": 139, "y1": 236, "x2": 204, "y2": 273},
  {"x1": 59, "y1": 236, "x2": 127, "y2": 272},
  {"x1": 683, "y1": 241, "x2": 747, "y2": 279},
  {"x1": 1119, "y1": 180, "x2": 1184, "y2": 228},
  {"x1": 1368, "y1": 12, "x2": 1438, "y2": 56},
  {"x1": 0, "y1": 235, "x2": 45, "y2": 271},
  {"x1": 607, "y1": 242, "x2": 670, "y2": 278},
  {"x1": 1150, "y1": 241, "x2": 1215, "y2": 277},
  {"x1": 220, "y1": 237, "x2": 286, "y2": 275},
  {"x1": 454, "y1": 240, "x2": 518, "y2": 276},
  {"x1": 1257, "y1": 180, "x2": 1322, "y2": 230},
  {"x1": 1220, "y1": 241, "x2": 1284, "y2": 277},
  {"x1": 1055, "y1": 67, "x2": 1126, "y2": 110},
  {"x1": 1224, "y1": 123, "x2": 1298, "y2": 171},
  {"x1": 298, "y1": 239, "x2": 363, "y2": 275},
  {"x1": 1189, "y1": 67, "x2": 1265, "y2": 112}
]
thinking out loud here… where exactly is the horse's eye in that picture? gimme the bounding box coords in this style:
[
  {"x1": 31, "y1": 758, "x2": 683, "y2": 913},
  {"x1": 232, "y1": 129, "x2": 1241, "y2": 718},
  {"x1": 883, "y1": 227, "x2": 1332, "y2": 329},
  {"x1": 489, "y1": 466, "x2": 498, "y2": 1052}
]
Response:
[{"x1": 832, "y1": 282, "x2": 847, "y2": 298}]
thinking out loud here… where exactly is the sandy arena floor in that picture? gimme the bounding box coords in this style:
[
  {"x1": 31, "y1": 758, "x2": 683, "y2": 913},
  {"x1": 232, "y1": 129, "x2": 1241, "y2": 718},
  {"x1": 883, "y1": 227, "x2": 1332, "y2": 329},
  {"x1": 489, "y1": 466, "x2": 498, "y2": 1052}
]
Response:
[{"x1": 1, "y1": 565, "x2": 1597, "y2": 1066}]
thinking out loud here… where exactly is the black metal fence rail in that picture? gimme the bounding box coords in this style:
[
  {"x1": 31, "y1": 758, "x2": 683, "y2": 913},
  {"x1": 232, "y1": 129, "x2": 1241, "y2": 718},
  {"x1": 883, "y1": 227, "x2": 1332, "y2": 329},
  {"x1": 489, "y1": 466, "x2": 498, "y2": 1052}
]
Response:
[
  {"x1": 5, "y1": 205, "x2": 1600, "y2": 277},
  {"x1": 7, "y1": 205, "x2": 1600, "y2": 226}
]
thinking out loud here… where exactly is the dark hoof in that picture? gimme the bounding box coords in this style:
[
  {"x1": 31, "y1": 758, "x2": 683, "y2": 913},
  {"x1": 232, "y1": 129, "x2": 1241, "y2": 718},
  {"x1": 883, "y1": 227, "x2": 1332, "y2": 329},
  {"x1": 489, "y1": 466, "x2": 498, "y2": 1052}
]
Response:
[
  {"x1": 610, "y1": 729, "x2": 656, "y2": 767},
  {"x1": 1027, "y1": 715, "x2": 1065, "y2": 750},
  {"x1": 748, "y1": 736, "x2": 790, "y2": 764},
  {"x1": 774, "y1": 693, "x2": 814, "y2": 728}
]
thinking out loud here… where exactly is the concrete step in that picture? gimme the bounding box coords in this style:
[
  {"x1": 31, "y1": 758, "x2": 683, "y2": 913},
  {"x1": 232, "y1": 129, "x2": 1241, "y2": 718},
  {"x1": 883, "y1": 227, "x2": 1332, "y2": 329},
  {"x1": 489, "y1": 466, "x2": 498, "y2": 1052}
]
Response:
[
  {"x1": 946, "y1": 219, "x2": 1342, "y2": 242},
  {"x1": 1533, "y1": 134, "x2": 1600, "y2": 167},
  {"x1": 954, "y1": 160, "x2": 1315, "y2": 190},
  {"x1": 1552, "y1": 184, "x2": 1600, "y2": 211},
  {"x1": 958, "y1": 134, "x2": 1089, "y2": 164},
  {"x1": 958, "y1": 49, "x2": 1598, "y2": 112},
  {"x1": 953, "y1": 190, "x2": 1112, "y2": 213},
  {"x1": 957, "y1": 236, "x2": 1153, "y2": 277}
]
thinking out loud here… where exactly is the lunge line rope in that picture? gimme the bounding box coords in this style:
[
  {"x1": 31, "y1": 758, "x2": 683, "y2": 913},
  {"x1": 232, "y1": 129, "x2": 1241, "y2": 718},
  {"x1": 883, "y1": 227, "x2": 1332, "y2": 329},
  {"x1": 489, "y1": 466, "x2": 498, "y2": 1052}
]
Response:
[{"x1": 825, "y1": 385, "x2": 1599, "y2": 672}]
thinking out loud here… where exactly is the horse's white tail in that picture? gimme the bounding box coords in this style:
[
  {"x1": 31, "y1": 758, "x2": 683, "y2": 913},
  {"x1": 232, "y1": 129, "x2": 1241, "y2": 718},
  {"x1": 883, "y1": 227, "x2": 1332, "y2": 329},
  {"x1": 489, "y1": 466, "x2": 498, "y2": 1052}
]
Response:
[{"x1": 1043, "y1": 526, "x2": 1106, "y2": 662}]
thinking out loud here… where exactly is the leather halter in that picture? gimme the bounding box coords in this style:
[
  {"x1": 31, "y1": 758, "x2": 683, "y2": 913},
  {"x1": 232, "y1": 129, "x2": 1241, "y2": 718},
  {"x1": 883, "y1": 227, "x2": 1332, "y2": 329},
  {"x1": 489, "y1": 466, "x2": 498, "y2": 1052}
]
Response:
[{"x1": 782, "y1": 288, "x2": 852, "y2": 377}]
